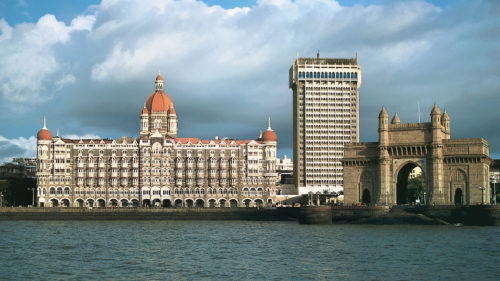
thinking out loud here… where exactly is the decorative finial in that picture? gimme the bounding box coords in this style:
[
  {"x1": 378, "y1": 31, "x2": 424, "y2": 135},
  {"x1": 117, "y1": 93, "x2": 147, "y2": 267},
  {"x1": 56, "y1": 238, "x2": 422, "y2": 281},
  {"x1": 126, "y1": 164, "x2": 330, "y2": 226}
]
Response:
[
  {"x1": 317, "y1": 50, "x2": 320, "y2": 59},
  {"x1": 43, "y1": 116, "x2": 47, "y2": 129},
  {"x1": 56, "y1": 128, "x2": 59, "y2": 137},
  {"x1": 267, "y1": 117, "x2": 272, "y2": 130},
  {"x1": 259, "y1": 130, "x2": 262, "y2": 138}
]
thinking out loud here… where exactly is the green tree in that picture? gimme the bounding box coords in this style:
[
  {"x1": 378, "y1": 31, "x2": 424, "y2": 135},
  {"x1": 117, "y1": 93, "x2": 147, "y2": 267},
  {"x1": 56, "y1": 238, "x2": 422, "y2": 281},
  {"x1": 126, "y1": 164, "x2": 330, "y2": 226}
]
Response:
[
  {"x1": 407, "y1": 175, "x2": 425, "y2": 204},
  {"x1": 3, "y1": 177, "x2": 36, "y2": 206}
]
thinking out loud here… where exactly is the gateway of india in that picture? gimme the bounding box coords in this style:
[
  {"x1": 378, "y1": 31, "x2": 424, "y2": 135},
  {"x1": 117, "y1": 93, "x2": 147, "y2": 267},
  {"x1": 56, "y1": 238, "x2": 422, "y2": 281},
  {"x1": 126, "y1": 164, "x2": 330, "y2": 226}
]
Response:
[
  {"x1": 342, "y1": 104, "x2": 491, "y2": 205},
  {"x1": 36, "y1": 74, "x2": 278, "y2": 208}
]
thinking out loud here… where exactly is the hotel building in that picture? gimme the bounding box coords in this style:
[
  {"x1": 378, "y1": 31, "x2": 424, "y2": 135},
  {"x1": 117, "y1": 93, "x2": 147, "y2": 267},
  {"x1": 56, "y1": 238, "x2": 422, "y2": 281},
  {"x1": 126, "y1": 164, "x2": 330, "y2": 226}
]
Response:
[
  {"x1": 289, "y1": 54, "x2": 361, "y2": 194},
  {"x1": 36, "y1": 74, "x2": 277, "y2": 208}
]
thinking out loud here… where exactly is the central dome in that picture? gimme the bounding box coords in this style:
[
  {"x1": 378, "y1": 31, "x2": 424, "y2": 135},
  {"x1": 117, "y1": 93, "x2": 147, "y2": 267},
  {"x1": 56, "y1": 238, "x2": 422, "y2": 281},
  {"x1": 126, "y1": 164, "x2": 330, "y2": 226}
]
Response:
[{"x1": 145, "y1": 90, "x2": 174, "y2": 112}]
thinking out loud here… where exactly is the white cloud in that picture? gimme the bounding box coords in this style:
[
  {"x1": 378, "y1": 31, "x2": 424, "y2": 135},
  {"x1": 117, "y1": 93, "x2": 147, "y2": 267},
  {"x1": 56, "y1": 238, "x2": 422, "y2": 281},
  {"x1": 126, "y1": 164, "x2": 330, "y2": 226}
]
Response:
[
  {"x1": 0, "y1": 135, "x2": 36, "y2": 164},
  {"x1": 71, "y1": 15, "x2": 96, "y2": 31},
  {"x1": 62, "y1": 134, "x2": 101, "y2": 140},
  {"x1": 0, "y1": 14, "x2": 95, "y2": 105},
  {"x1": 55, "y1": 74, "x2": 76, "y2": 88}
]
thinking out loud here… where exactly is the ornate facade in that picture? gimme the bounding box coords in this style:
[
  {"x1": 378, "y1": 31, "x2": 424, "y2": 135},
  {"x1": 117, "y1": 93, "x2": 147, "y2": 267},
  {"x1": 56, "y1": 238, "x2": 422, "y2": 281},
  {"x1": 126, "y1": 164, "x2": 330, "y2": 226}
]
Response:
[
  {"x1": 36, "y1": 74, "x2": 278, "y2": 208},
  {"x1": 342, "y1": 105, "x2": 491, "y2": 205}
]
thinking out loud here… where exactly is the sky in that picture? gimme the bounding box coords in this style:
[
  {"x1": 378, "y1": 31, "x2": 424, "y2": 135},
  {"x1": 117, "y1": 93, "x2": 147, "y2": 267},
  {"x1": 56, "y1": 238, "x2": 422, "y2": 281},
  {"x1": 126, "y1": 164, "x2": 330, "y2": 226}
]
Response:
[{"x1": 0, "y1": 0, "x2": 499, "y2": 164}]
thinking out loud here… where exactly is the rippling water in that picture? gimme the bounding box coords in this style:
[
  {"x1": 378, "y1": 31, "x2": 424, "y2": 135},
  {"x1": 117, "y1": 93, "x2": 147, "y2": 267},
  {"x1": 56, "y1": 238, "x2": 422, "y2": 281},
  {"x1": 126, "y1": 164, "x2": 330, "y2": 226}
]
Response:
[{"x1": 0, "y1": 221, "x2": 498, "y2": 280}]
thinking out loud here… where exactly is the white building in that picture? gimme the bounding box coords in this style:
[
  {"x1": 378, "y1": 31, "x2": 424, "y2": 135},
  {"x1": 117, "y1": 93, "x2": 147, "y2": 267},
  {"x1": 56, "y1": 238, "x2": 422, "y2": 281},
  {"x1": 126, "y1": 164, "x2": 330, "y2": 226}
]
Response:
[
  {"x1": 36, "y1": 74, "x2": 278, "y2": 208},
  {"x1": 289, "y1": 54, "x2": 361, "y2": 195}
]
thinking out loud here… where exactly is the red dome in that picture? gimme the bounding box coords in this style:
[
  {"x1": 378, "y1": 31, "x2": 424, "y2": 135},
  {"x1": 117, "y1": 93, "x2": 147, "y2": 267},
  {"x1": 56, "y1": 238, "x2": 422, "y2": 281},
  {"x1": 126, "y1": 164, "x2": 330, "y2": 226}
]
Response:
[
  {"x1": 145, "y1": 90, "x2": 174, "y2": 112},
  {"x1": 262, "y1": 129, "x2": 277, "y2": 142},
  {"x1": 168, "y1": 105, "x2": 176, "y2": 115},
  {"x1": 141, "y1": 107, "x2": 149, "y2": 114},
  {"x1": 37, "y1": 128, "x2": 52, "y2": 140},
  {"x1": 156, "y1": 74, "x2": 163, "y2": 81}
]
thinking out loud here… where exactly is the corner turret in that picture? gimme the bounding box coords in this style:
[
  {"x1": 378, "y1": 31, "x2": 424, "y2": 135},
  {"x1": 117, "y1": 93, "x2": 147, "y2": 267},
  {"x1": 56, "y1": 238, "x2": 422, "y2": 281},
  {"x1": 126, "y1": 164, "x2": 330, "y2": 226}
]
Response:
[
  {"x1": 442, "y1": 109, "x2": 450, "y2": 139},
  {"x1": 391, "y1": 112, "x2": 401, "y2": 124},
  {"x1": 378, "y1": 106, "x2": 389, "y2": 146}
]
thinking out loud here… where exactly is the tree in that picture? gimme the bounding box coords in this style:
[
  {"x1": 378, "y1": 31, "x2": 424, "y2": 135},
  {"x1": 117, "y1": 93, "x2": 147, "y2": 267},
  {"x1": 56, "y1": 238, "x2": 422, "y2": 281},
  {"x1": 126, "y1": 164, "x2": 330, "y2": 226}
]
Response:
[
  {"x1": 3, "y1": 177, "x2": 36, "y2": 206},
  {"x1": 407, "y1": 175, "x2": 425, "y2": 204}
]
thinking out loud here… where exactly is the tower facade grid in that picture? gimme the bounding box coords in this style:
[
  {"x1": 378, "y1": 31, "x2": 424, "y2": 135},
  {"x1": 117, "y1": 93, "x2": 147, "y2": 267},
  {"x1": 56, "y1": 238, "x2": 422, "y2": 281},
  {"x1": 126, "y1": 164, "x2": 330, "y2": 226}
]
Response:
[{"x1": 289, "y1": 56, "x2": 362, "y2": 194}]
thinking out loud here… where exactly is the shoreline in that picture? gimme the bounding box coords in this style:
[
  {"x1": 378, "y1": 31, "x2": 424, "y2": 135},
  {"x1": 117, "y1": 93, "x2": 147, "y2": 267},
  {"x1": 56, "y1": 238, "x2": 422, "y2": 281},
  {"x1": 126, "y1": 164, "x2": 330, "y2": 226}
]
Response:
[{"x1": 0, "y1": 205, "x2": 499, "y2": 226}]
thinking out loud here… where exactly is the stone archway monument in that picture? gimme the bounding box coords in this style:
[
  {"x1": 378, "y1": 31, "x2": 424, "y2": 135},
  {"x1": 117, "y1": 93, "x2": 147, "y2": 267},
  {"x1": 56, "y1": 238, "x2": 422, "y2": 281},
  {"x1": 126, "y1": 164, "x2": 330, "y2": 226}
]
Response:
[{"x1": 342, "y1": 105, "x2": 491, "y2": 205}]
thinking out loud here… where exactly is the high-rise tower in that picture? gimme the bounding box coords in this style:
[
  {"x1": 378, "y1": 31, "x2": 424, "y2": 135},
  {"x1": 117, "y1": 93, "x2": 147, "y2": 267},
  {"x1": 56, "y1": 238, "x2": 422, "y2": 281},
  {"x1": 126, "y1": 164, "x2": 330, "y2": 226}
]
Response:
[{"x1": 289, "y1": 54, "x2": 362, "y2": 194}]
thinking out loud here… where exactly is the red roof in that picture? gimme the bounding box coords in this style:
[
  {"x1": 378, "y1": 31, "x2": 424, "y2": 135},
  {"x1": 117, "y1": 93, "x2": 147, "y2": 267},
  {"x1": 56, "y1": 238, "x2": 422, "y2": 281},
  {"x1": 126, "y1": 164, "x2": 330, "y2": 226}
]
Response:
[
  {"x1": 169, "y1": 105, "x2": 176, "y2": 115},
  {"x1": 37, "y1": 128, "x2": 52, "y2": 140},
  {"x1": 145, "y1": 90, "x2": 174, "y2": 113},
  {"x1": 174, "y1": 138, "x2": 262, "y2": 145},
  {"x1": 262, "y1": 129, "x2": 277, "y2": 142},
  {"x1": 156, "y1": 74, "x2": 163, "y2": 81}
]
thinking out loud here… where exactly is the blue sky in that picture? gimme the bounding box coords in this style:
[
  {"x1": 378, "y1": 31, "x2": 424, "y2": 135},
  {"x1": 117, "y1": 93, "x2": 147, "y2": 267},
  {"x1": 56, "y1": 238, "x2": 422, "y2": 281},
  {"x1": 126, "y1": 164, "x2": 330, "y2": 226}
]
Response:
[{"x1": 0, "y1": 0, "x2": 499, "y2": 163}]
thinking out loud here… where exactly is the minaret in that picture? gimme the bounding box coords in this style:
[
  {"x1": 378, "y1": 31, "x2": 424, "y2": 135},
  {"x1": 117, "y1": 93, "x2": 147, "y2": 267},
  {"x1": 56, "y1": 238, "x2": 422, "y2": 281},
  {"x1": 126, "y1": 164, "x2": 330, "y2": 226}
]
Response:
[
  {"x1": 391, "y1": 112, "x2": 401, "y2": 124},
  {"x1": 378, "y1": 106, "x2": 390, "y2": 204},
  {"x1": 140, "y1": 103, "x2": 149, "y2": 137},
  {"x1": 167, "y1": 104, "x2": 177, "y2": 138},
  {"x1": 431, "y1": 103, "x2": 442, "y2": 143},
  {"x1": 155, "y1": 71, "x2": 164, "y2": 91},
  {"x1": 442, "y1": 109, "x2": 450, "y2": 139},
  {"x1": 430, "y1": 104, "x2": 444, "y2": 204},
  {"x1": 378, "y1": 106, "x2": 389, "y2": 146}
]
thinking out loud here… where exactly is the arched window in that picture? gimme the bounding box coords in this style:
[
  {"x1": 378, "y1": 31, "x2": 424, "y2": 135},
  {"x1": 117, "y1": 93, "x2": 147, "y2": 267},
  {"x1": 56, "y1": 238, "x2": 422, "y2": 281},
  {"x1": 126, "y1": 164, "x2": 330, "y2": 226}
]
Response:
[
  {"x1": 57, "y1": 188, "x2": 63, "y2": 195},
  {"x1": 154, "y1": 119, "x2": 161, "y2": 129},
  {"x1": 50, "y1": 187, "x2": 55, "y2": 195},
  {"x1": 64, "y1": 187, "x2": 70, "y2": 195}
]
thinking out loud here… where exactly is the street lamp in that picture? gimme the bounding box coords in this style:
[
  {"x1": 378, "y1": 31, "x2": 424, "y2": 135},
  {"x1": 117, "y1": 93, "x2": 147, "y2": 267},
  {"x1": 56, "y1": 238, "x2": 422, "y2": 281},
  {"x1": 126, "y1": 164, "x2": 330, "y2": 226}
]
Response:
[
  {"x1": 478, "y1": 186, "x2": 486, "y2": 204},
  {"x1": 0, "y1": 191, "x2": 3, "y2": 207},
  {"x1": 385, "y1": 191, "x2": 388, "y2": 206},
  {"x1": 423, "y1": 192, "x2": 426, "y2": 205}
]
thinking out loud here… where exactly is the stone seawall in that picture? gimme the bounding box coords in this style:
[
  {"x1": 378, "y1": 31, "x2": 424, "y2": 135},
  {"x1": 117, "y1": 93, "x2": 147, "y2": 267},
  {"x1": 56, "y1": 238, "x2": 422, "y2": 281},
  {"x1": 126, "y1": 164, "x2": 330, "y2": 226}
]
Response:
[
  {"x1": 0, "y1": 207, "x2": 299, "y2": 221},
  {"x1": 1, "y1": 206, "x2": 498, "y2": 225}
]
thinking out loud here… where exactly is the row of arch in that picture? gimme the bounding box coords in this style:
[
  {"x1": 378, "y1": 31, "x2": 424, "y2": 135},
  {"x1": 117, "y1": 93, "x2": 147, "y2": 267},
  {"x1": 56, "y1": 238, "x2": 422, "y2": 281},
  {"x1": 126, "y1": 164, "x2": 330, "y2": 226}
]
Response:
[
  {"x1": 298, "y1": 71, "x2": 358, "y2": 79},
  {"x1": 43, "y1": 197, "x2": 272, "y2": 208},
  {"x1": 359, "y1": 161, "x2": 469, "y2": 205}
]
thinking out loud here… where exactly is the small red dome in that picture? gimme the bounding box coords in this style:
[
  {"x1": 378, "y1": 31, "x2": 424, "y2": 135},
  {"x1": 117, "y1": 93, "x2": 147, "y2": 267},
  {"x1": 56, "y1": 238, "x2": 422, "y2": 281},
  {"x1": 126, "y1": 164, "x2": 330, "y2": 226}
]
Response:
[
  {"x1": 169, "y1": 105, "x2": 176, "y2": 115},
  {"x1": 262, "y1": 129, "x2": 277, "y2": 142},
  {"x1": 145, "y1": 90, "x2": 174, "y2": 112},
  {"x1": 141, "y1": 107, "x2": 149, "y2": 114},
  {"x1": 37, "y1": 128, "x2": 52, "y2": 140},
  {"x1": 156, "y1": 74, "x2": 163, "y2": 81}
]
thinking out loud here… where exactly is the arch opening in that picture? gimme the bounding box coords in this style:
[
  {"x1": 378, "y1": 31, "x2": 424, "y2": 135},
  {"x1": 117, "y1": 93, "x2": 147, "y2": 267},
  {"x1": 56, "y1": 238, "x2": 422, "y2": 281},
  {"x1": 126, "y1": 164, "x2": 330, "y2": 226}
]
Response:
[
  {"x1": 230, "y1": 199, "x2": 238, "y2": 208},
  {"x1": 454, "y1": 188, "x2": 463, "y2": 205},
  {"x1": 174, "y1": 199, "x2": 183, "y2": 208},
  {"x1": 396, "y1": 163, "x2": 425, "y2": 205},
  {"x1": 362, "y1": 189, "x2": 371, "y2": 205},
  {"x1": 162, "y1": 199, "x2": 172, "y2": 208},
  {"x1": 195, "y1": 199, "x2": 204, "y2": 208}
]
